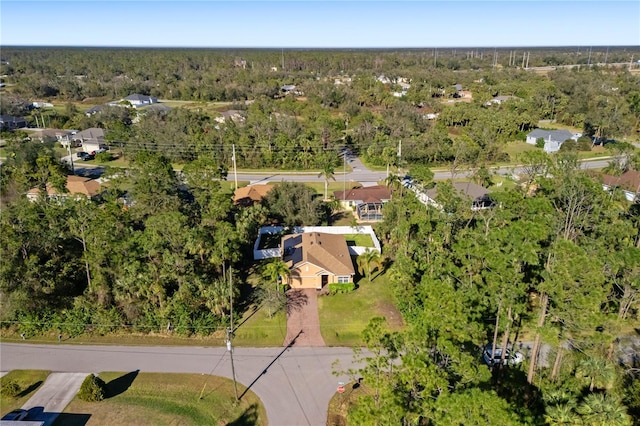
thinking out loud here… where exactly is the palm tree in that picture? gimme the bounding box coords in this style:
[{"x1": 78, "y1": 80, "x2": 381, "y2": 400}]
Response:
[
  {"x1": 357, "y1": 249, "x2": 382, "y2": 283},
  {"x1": 575, "y1": 357, "x2": 617, "y2": 392},
  {"x1": 318, "y1": 163, "x2": 335, "y2": 201},
  {"x1": 577, "y1": 393, "x2": 632, "y2": 426},
  {"x1": 545, "y1": 404, "x2": 580, "y2": 426},
  {"x1": 263, "y1": 259, "x2": 290, "y2": 292},
  {"x1": 385, "y1": 173, "x2": 403, "y2": 199}
]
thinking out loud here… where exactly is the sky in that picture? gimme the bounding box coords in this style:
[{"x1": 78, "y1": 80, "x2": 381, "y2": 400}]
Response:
[{"x1": 1, "y1": 1, "x2": 639, "y2": 48}]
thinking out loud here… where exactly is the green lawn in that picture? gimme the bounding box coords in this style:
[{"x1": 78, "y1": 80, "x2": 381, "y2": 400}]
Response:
[
  {"x1": 318, "y1": 272, "x2": 403, "y2": 346},
  {"x1": 344, "y1": 234, "x2": 374, "y2": 247},
  {"x1": 0, "y1": 370, "x2": 51, "y2": 414},
  {"x1": 56, "y1": 372, "x2": 266, "y2": 426}
]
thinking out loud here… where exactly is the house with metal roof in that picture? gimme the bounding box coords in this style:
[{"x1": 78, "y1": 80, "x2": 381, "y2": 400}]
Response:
[
  {"x1": 420, "y1": 181, "x2": 494, "y2": 211},
  {"x1": 526, "y1": 129, "x2": 579, "y2": 153}
]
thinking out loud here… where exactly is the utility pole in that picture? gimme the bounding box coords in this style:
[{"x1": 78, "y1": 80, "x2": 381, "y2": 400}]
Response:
[
  {"x1": 232, "y1": 144, "x2": 238, "y2": 190},
  {"x1": 226, "y1": 265, "x2": 239, "y2": 401},
  {"x1": 67, "y1": 137, "x2": 75, "y2": 175},
  {"x1": 343, "y1": 149, "x2": 346, "y2": 202}
]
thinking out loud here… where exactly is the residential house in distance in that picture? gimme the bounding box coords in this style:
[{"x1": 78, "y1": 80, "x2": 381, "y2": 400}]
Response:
[
  {"x1": 118, "y1": 94, "x2": 158, "y2": 108},
  {"x1": 485, "y1": 95, "x2": 519, "y2": 106},
  {"x1": 0, "y1": 115, "x2": 27, "y2": 131},
  {"x1": 26, "y1": 175, "x2": 102, "y2": 202},
  {"x1": 233, "y1": 184, "x2": 274, "y2": 207},
  {"x1": 214, "y1": 110, "x2": 246, "y2": 124},
  {"x1": 282, "y1": 232, "x2": 355, "y2": 289},
  {"x1": 27, "y1": 128, "x2": 75, "y2": 146},
  {"x1": 601, "y1": 170, "x2": 640, "y2": 202},
  {"x1": 421, "y1": 181, "x2": 493, "y2": 211},
  {"x1": 72, "y1": 128, "x2": 108, "y2": 153},
  {"x1": 333, "y1": 185, "x2": 392, "y2": 221},
  {"x1": 526, "y1": 129, "x2": 580, "y2": 153}
]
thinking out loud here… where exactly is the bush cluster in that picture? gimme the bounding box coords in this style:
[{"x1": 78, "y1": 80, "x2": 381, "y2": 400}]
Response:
[
  {"x1": 327, "y1": 282, "x2": 356, "y2": 295},
  {"x1": 78, "y1": 374, "x2": 107, "y2": 402},
  {"x1": 0, "y1": 379, "x2": 21, "y2": 398}
]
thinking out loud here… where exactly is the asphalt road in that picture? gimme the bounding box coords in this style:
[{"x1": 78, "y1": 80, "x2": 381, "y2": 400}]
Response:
[
  {"x1": 63, "y1": 154, "x2": 614, "y2": 185},
  {"x1": 0, "y1": 343, "x2": 360, "y2": 426}
]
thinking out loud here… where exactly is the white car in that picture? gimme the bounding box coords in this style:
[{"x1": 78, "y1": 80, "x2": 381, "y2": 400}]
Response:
[{"x1": 483, "y1": 344, "x2": 524, "y2": 366}]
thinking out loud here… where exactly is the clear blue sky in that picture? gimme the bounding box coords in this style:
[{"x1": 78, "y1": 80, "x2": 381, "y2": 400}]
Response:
[{"x1": 1, "y1": 1, "x2": 639, "y2": 48}]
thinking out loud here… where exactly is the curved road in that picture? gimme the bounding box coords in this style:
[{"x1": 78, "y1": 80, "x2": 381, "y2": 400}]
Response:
[{"x1": 0, "y1": 343, "x2": 360, "y2": 426}]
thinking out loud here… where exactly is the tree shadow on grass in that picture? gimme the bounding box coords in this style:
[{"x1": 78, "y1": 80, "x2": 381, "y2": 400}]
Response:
[
  {"x1": 105, "y1": 370, "x2": 139, "y2": 398},
  {"x1": 227, "y1": 403, "x2": 260, "y2": 426},
  {"x1": 17, "y1": 380, "x2": 43, "y2": 397}
]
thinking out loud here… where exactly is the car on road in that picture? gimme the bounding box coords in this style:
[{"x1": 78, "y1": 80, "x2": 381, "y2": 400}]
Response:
[
  {"x1": 482, "y1": 344, "x2": 524, "y2": 366},
  {"x1": 1, "y1": 408, "x2": 29, "y2": 421}
]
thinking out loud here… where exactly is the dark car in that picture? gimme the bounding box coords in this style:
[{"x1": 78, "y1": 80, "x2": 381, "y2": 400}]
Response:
[
  {"x1": 1, "y1": 408, "x2": 29, "y2": 421},
  {"x1": 77, "y1": 152, "x2": 94, "y2": 161}
]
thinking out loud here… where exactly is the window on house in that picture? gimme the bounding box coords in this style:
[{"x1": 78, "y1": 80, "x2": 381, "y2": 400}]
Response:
[{"x1": 337, "y1": 276, "x2": 350, "y2": 283}]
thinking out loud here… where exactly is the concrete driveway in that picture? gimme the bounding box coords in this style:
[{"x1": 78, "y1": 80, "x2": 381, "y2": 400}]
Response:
[{"x1": 21, "y1": 372, "x2": 87, "y2": 426}]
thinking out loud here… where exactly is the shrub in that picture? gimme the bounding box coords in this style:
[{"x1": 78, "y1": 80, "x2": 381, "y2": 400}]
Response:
[
  {"x1": 0, "y1": 379, "x2": 21, "y2": 398},
  {"x1": 77, "y1": 374, "x2": 107, "y2": 402},
  {"x1": 327, "y1": 282, "x2": 356, "y2": 295},
  {"x1": 95, "y1": 152, "x2": 112, "y2": 163}
]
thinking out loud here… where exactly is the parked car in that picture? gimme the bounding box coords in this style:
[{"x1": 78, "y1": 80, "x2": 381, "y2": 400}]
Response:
[
  {"x1": 1, "y1": 408, "x2": 29, "y2": 421},
  {"x1": 77, "y1": 151, "x2": 94, "y2": 161},
  {"x1": 482, "y1": 344, "x2": 524, "y2": 366}
]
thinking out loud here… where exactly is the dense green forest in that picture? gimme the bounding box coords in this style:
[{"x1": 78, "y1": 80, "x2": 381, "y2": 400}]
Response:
[
  {"x1": 1, "y1": 47, "x2": 640, "y2": 172},
  {"x1": 1, "y1": 48, "x2": 639, "y2": 424},
  {"x1": 340, "y1": 154, "x2": 640, "y2": 425}
]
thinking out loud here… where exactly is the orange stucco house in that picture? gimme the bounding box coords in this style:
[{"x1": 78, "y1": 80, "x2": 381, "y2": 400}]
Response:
[{"x1": 282, "y1": 232, "x2": 355, "y2": 289}]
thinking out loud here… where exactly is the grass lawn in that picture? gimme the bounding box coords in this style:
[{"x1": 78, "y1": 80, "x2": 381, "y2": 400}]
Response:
[
  {"x1": 344, "y1": 234, "x2": 374, "y2": 247},
  {"x1": 318, "y1": 272, "x2": 403, "y2": 346},
  {"x1": 0, "y1": 370, "x2": 51, "y2": 414},
  {"x1": 327, "y1": 380, "x2": 373, "y2": 426},
  {"x1": 56, "y1": 372, "x2": 266, "y2": 426},
  {"x1": 232, "y1": 307, "x2": 288, "y2": 347}
]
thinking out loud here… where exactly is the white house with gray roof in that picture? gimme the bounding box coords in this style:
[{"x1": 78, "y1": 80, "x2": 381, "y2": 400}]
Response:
[{"x1": 526, "y1": 129, "x2": 580, "y2": 153}]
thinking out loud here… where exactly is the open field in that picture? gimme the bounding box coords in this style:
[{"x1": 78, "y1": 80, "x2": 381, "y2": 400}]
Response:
[{"x1": 56, "y1": 372, "x2": 266, "y2": 426}]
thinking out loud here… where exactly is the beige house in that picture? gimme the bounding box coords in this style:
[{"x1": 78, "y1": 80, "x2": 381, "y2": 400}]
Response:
[
  {"x1": 233, "y1": 184, "x2": 274, "y2": 207},
  {"x1": 282, "y1": 232, "x2": 355, "y2": 289},
  {"x1": 27, "y1": 175, "x2": 102, "y2": 202}
]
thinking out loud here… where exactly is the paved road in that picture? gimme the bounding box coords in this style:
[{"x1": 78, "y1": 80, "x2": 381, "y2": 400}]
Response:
[
  {"x1": 21, "y1": 372, "x2": 87, "y2": 426},
  {"x1": 0, "y1": 343, "x2": 359, "y2": 426}
]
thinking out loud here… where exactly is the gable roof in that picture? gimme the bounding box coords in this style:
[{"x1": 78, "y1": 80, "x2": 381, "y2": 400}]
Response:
[
  {"x1": 527, "y1": 129, "x2": 574, "y2": 143},
  {"x1": 602, "y1": 170, "x2": 640, "y2": 193},
  {"x1": 425, "y1": 181, "x2": 490, "y2": 201},
  {"x1": 283, "y1": 232, "x2": 355, "y2": 276},
  {"x1": 124, "y1": 93, "x2": 154, "y2": 102},
  {"x1": 27, "y1": 175, "x2": 102, "y2": 199},
  {"x1": 72, "y1": 127, "x2": 105, "y2": 141},
  {"x1": 233, "y1": 184, "x2": 274, "y2": 204},
  {"x1": 333, "y1": 185, "x2": 391, "y2": 203}
]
